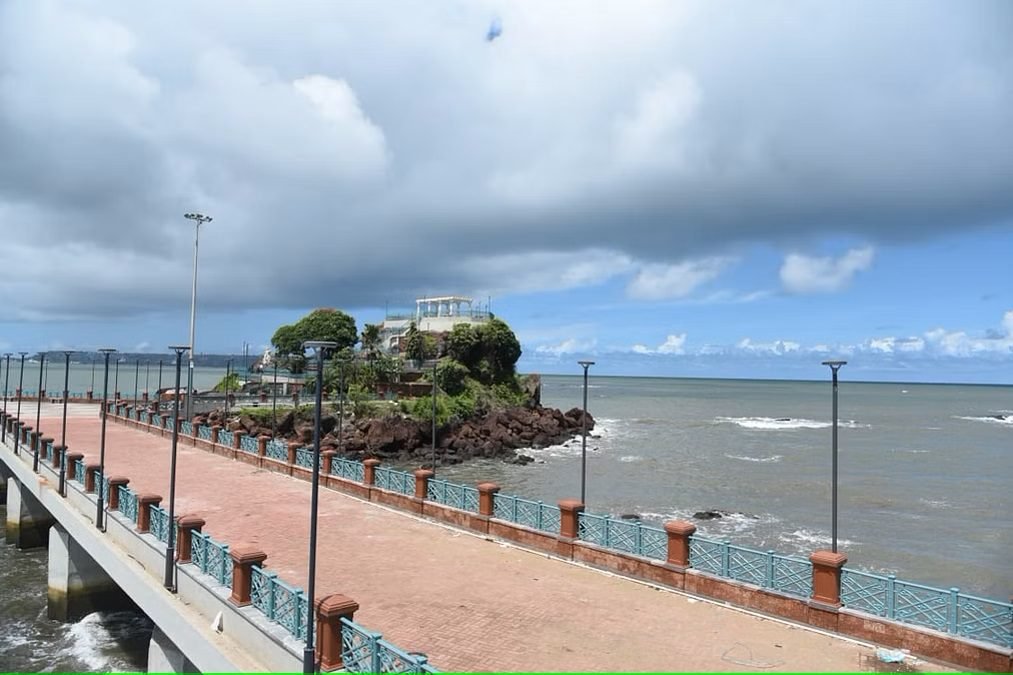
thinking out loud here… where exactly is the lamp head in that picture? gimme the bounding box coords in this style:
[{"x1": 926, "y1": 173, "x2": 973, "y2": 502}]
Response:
[
  {"x1": 821, "y1": 360, "x2": 847, "y2": 369},
  {"x1": 98, "y1": 348, "x2": 117, "y2": 354},
  {"x1": 577, "y1": 360, "x2": 595, "y2": 368}
]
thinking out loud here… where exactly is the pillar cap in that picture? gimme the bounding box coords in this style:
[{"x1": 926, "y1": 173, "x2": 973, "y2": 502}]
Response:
[
  {"x1": 558, "y1": 498, "x2": 585, "y2": 512},
  {"x1": 363, "y1": 458, "x2": 381, "y2": 467},
  {"x1": 257, "y1": 434, "x2": 271, "y2": 440},
  {"x1": 810, "y1": 550, "x2": 848, "y2": 567},
  {"x1": 176, "y1": 515, "x2": 206, "y2": 529},
  {"x1": 477, "y1": 481, "x2": 501, "y2": 493},
  {"x1": 66, "y1": 451, "x2": 85, "y2": 461},
  {"x1": 137, "y1": 493, "x2": 163, "y2": 504},
  {"x1": 414, "y1": 468, "x2": 435, "y2": 479},
  {"x1": 315, "y1": 593, "x2": 360, "y2": 618},
  {"x1": 664, "y1": 519, "x2": 697, "y2": 536},
  {"x1": 229, "y1": 547, "x2": 268, "y2": 565},
  {"x1": 40, "y1": 436, "x2": 54, "y2": 444},
  {"x1": 321, "y1": 449, "x2": 337, "y2": 457},
  {"x1": 52, "y1": 443, "x2": 67, "y2": 451},
  {"x1": 107, "y1": 476, "x2": 130, "y2": 485},
  {"x1": 85, "y1": 461, "x2": 101, "y2": 470}
]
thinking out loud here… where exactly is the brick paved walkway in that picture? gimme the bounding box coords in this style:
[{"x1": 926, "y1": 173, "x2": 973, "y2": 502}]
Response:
[{"x1": 43, "y1": 408, "x2": 953, "y2": 672}]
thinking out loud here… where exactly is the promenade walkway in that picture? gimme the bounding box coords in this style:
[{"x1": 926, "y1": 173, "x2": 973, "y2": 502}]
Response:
[{"x1": 41, "y1": 405, "x2": 954, "y2": 672}]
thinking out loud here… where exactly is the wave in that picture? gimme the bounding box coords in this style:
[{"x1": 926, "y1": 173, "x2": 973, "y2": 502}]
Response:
[
  {"x1": 724, "y1": 453, "x2": 783, "y2": 463},
  {"x1": 778, "y1": 529, "x2": 858, "y2": 549},
  {"x1": 954, "y1": 415, "x2": 1012, "y2": 426},
  {"x1": 714, "y1": 416, "x2": 870, "y2": 430},
  {"x1": 618, "y1": 455, "x2": 642, "y2": 463}
]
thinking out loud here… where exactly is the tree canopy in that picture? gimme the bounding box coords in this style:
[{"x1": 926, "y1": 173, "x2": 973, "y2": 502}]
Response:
[
  {"x1": 271, "y1": 308, "x2": 358, "y2": 372},
  {"x1": 443, "y1": 318, "x2": 521, "y2": 385}
]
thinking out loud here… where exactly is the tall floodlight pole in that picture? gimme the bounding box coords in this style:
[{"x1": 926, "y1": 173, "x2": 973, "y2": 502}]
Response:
[
  {"x1": 164, "y1": 345, "x2": 190, "y2": 590},
  {"x1": 2, "y1": 353, "x2": 11, "y2": 443},
  {"x1": 224, "y1": 359, "x2": 231, "y2": 420},
  {"x1": 33, "y1": 352, "x2": 47, "y2": 472},
  {"x1": 431, "y1": 359, "x2": 438, "y2": 473},
  {"x1": 184, "y1": 212, "x2": 212, "y2": 421},
  {"x1": 145, "y1": 361, "x2": 150, "y2": 402},
  {"x1": 337, "y1": 360, "x2": 346, "y2": 454},
  {"x1": 96, "y1": 349, "x2": 116, "y2": 530},
  {"x1": 91, "y1": 355, "x2": 96, "y2": 393},
  {"x1": 158, "y1": 359, "x2": 163, "y2": 396},
  {"x1": 133, "y1": 359, "x2": 140, "y2": 408},
  {"x1": 822, "y1": 360, "x2": 847, "y2": 553},
  {"x1": 272, "y1": 359, "x2": 279, "y2": 438},
  {"x1": 14, "y1": 352, "x2": 27, "y2": 455},
  {"x1": 58, "y1": 351, "x2": 74, "y2": 497},
  {"x1": 577, "y1": 360, "x2": 595, "y2": 505},
  {"x1": 301, "y1": 340, "x2": 336, "y2": 674},
  {"x1": 114, "y1": 358, "x2": 120, "y2": 400}
]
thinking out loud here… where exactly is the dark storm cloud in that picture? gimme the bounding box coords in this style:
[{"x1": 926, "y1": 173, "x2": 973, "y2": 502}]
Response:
[{"x1": 1, "y1": 0, "x2": 1011, "y2": 319}]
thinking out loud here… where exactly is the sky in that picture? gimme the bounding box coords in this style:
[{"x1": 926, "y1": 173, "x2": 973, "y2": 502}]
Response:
[{"x1": 1, "y1": 1, "x2": 1011, "y2": 383}]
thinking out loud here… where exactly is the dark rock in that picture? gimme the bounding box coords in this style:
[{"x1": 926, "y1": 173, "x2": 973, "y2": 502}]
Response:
[
  {"x1": 693, "y1": 510, "x2": 725, "y2": 520},
  {"x1": 619, "y1": 513, "x2": 641, "y2": 521}
]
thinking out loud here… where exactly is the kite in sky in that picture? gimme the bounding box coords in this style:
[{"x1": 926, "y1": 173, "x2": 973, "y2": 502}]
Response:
[{"x1": 486, "y1": 17, "x2": 502, "y2": 42}]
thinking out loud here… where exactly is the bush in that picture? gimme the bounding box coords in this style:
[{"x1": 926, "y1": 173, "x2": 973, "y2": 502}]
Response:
[{"x1": 436, "y1": 359, "x2": 470, "y2": 395}]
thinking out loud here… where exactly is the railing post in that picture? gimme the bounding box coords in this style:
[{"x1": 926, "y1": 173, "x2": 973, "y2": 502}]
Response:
[
  {"x1": 84, "y1": 463, "x2": 101, "y2": 493},
  {"x1": 210, "y1": 425, "x2": 221, "y2": 445},
  {"x1": 557, "y1": 499, "x2": 584, "y2": 539},
  {"x1": 413, "y1": 468, "x2": 434, "y2": 500},
  {"x1": 39, "y1": 437, "x2": 53, "y2": 461},
  {"x1": 475, "y1": 482, "x2": 499, "y2": 516},
  {"x1": 175, "y1": 516, "x2": 205, "y2": 563},
  {"x1": 229, "y1": 548, "x2": 267, "y2": 607},
  {"x1": 315, "y1": 594, "x2": 360, "y2": 672},
  {"x1": 106, "y1": 477, "x2": 130, "y2": 511},
  {"x1": 287, "y1": 441, "x2": 300, "y2": 466},
  {"x1": 321, "y1": 450, "x2": 336, "y2": 475},
  {"x1": 721, "y1": 540, "x2": 731, "y2": 577},
  {"x1": 257, "y1": 434, "x2": 268, "y2": 459},
  {"x1": 765, "y1": 550, "x2": 776, "y2": 589},
  {"x1": 886, "y1": 574, "x2": 896, "y2": 619},
  {"x1": 233, "y1": 430, "x2": 244, "y2": 450},
  {"x1": 663, "y1": 520, "x2": 696, "y2": 568},
  {"x1": 29, "y1": 430, "x2": 39, "y2": 454},
  {"x1": 948, "y1": 587, "x2": 959, "y2": 634},
  {"x1": 136, "y1": 494, "x2": 163, "y2": 533},
  {"x1": 65, "y1": 452, "x2": 84, "y2": 482},
  {"x1": 363, "y1": 458, "x2": 380, "y2": 486},
  {"x1": 51, "y1": 443, "x2": 65, "y2": 468},
  {"x1": 809, "y1": 550, "x2": 848, "y2": 606}
]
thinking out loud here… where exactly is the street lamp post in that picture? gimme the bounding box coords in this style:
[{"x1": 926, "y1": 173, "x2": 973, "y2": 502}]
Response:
[
  {"x1": 577, "y1": 360, "x2": 595, "y2": 505},
  {"x1": 336, "y1": 360, "x2": 347, "y2": 454},
  {"x1": 184, "y1": 212, "x2": 212, "y2": 421},
  {"x1": 164, "y1": 346, "x2": 190, "y2": 590},
  {"x1": 431, "y1": 359, "x2": 438, "y2": 473},
  {"x1": 14, "y1": 352, "x2": 27, "y2": 455},
  {"x1": 158, "y1": 359, "x2": 163, "y2": 397},
  {"x1": 301, "y1": 340, "x2": 336, "y2": 674},
  {"x1": 133, "y1": 359, "x2": 140, "y2": 408},
  {"x1": 822, "y1": 360, "x2": 847, "y2": 554},
  {"x1": 2, "y1": 353, "x2": 11, "y2": 443},
  {"x1": 272, "y1": 359, "x2": 279, "y2": 438},
  {"x1": 224, "y1": 360, "x2": 231, "y2": 420},
  {"x1": 33, "y1": 352, "x2": 46, "y2": 472},
  {"x1": 58, "y1": 351, "x2": 74, "y2": 497},
  {"x1": 114, "y1": 358, "x2": 120, "y2": 401},
  {"x1": 145, "y1": 361, "x2": 150, "y2": 403},
  {"x1": 96, "y1": 349, "x2": 116, "y2": 530},
  {"x1": 91, "y1": 356, "x2": 96, "y2": 393}
]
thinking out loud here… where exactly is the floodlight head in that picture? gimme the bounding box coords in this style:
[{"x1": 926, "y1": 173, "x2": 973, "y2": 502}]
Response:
[
  {"x1": 822, "y1": 360, "x2": 847, "y2": 369},
  {"x1": 184, "y1": 212, "x2": 212, "y2": 224},
  {"x1": 577, "y1": 360, "x2": 595, "y2": 368},
  {"x1": 98, "y1": 348, "x2": 117, "y2": 354},
  {"x1": 168, "y1": 345, "x2": 191, "y2": 354},
  {"x1": 303, "y1": 340, "x2": 338, "y2": 354}
]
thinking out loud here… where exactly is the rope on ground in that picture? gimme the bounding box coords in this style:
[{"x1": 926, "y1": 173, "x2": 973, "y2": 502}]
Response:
[{"x1": 721, "y1": 642, "x2": 785, "y2": 669}]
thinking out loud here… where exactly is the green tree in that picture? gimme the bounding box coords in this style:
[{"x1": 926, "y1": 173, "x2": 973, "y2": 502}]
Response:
[
  {"x1": 436, "y1": 358, "x2": 470, "y2": 396},
  {"x1": 271, "y1": 308, "x2": 358, "y2": 373},
  {"x1": 483, "y1": 318, "x2": 522, "y2": 381},
  {"x1": 361, "y1": 323, "x2": 382, "y2": 356},
  {"x1": 404, "y1": 321, "x2": 427, "y2": 362}
]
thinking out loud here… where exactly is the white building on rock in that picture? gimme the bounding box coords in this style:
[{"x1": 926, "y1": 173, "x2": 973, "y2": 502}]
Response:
[{"x1": 380, "y1": 296, "x2": 490, "y2": 352}]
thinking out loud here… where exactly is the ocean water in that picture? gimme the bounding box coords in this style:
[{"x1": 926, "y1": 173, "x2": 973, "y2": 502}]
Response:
[
  {"x1": 0, "y1": 506, "x2": 153, "y2": 673},
  {"x1": 436, "y1": 375, "x2": 1013, "y2": 600}
]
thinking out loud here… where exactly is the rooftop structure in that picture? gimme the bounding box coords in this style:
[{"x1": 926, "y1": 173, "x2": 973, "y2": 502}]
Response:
[{"x1": 380, "y1": 295, "x2": 490, "y2": 352}]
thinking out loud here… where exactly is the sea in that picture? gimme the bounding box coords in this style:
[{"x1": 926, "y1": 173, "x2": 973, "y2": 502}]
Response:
[{"x1": 1, "y1": 368, "x2": 1010, "y2": 672}]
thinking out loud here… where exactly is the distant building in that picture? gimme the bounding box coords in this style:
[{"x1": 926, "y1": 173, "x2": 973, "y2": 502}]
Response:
[{"x1": 380, "y1": 296, "x2": 490, "y2": 352}]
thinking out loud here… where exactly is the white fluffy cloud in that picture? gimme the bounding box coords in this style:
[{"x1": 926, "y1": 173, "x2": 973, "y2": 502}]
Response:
[
  {"x1": 779, "y1": 247, "x2": 875, "y2": 294},
  {"x1": 534, "y1": 337, "x2": 597, "y2": 357},
  {"x1": 631, "y1": 333, "x2": 687, "y2": 355},
  {"x1": 627, "y1": 258, "x2": 733, "y2": 300}
]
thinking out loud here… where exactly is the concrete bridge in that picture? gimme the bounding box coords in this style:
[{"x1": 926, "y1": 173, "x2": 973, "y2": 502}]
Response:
[{"x1": 1, "y1": 402, "x2": 1009, "y2": 672}]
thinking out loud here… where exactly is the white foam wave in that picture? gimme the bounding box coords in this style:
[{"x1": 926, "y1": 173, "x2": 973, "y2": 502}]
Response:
[
  {"x1": 618, "y1": 455, "x2": 642, "y2": 463},
  {"x1": 918, "y1": 498, "x2": 950, "y2": 509},
  {"x1": 64, "y1": 613, "x2": 116, "y2": 671},
  {"x1": 724, "y1": 453, "x2": 783, "y2": 463},
  {"x1": 778, "y1": 529, "x2": 858, "y2": 548},
  {"x1": 954, "y1": 415, "x2": 1012, "y2": 426},
  {"x1": 715, "y1": 416, "x2": 868, "y2": 430}
]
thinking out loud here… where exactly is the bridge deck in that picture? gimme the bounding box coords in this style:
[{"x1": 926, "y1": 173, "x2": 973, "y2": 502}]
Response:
[{"x1": 45, "y1": 406, "x2": 951, "y2": 672}]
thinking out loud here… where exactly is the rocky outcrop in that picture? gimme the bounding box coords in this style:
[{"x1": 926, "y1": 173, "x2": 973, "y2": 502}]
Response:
[{"x1": 196, "y1": 405, "x2": 595, "y2": 467}]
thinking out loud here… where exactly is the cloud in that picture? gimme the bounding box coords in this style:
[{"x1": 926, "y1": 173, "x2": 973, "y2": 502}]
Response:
[
  {"x1": 779, "y1": 247, "x2": 875, "y2": 294},
  {"x1": 630, "y1": 332, "x2": 687, "y2": 355},
  {"x1": 627, "y1": 257, "x2": 733, "y2": 300},
  {"x1": 736, "y1": 338, "x2": 801, "y2": 355},
  {"x1": 534, "y1": 337, "x2": 597, "y2": 357},
  {"x1": 1, "y1": 2, "x2": 1011, "y2": 321}
]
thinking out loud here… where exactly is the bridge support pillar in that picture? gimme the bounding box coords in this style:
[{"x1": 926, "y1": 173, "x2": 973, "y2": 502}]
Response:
[
  {"x1": 0, "y1": 463, "x2": 10, "y2": 505},
  {"x1": 6, "y1": 478, "x2": 54, "y2": 548},
  {"x1": 48, "y1": 524, "x2": 133, "y2": 620},
  {"x1": 147, "y1": 626, "x2": 197, "y2": 674}
]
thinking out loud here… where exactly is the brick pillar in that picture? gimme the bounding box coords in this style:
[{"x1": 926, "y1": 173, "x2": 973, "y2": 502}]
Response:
[
  {"x1": 51, "y1": 444, "x2": 65, "y2": 468},
  {"x1": 229, "y1": 548, "x2": 267, "y2": 606},
  {"x1": 84, "y1": 463, "x2": 101, "y2": 493},
  {"x1": 40, "y1": 437, "x2": 53, "y2": 462},
  {"x1": 65, "y1": 452, "x2": 84, "y2": 482},
  {"x1": 176, "y1": 516, "x2": 205, "y2": 563},
  {"x1": 106, "y1": 477, "x2": 130, "y2": 510},
  {"x1": 321, "y1": 450, "x2": 336, "y2": 475},
  {"x1": 477, "y1": 482, "x2": 500, "y2": 516},
  {"x1": 211, "y1": 425, "x2": 221, "y2": 445},
  {"x1": 29, "y1": 430, "x2": 39, "y2": 454},
  {"x1": 233, "y1": 430, "x2": 245, "y2": 450},
  {"x1": 141, "y1": 391, "x2": 149, "y2": 403},
  {"x1": 21, "y1": 424, "x2": 32, "y2": 445},
  {"x1": 86, "y1": 390, "x2": 93, "y2": 401},
  {"x1": 316, "y1": 594, "x2": 360, "y2": 672},
  {"x1": 363, "y1": 458, "x2": 380, "y2": 486},
  {"x1": 257, "y1": 435, "x2": 268, "y2": 458},
  {"x1": 664, "y1": 520, "x2": 697, "y2": 568},
  {"x1": 810, "y1": 550, "x2": 848, "y2": 606},
  {"x1": 287, "y1": 441, "x2": 300, "y2": 465},
  {"x1": 557, "y1": 499, "x2": 585, "y2": 539},
  {"x1": 136, "y1": 494, "x2": 163, "y2": 533},
  {"x1": 413, "y1": 469, "x2": 434, "y2": 499}
]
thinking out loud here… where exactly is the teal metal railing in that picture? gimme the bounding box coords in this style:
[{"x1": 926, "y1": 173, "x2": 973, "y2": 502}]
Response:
[
  {"x1": 340, "y1": 617, "x2": 438, "y2": 673},
  {"x1": 426, "y1": 478, "x2": 479, "y2": 512},
  {"x1": 181, "y1": 420, "x2": 193, "y2": 436},
  {"x1": 198, "y1": 425, "x2": 212, "y2": 441},
  {"x1": 218, "y1": 429, "x2": 234, "y2": 447},
  {"x1": 250, "y1": 566, "x2": 308, "y2": 640},
  {"x1": 841, "y1": 569, "x2": 1012, "y2": 647},
  {"x1": 152, "y1": 413, "x2": 162, "y2": 427},
  {"x1": 265, "y1": 439, "x2": 288, "y2": 461},
  {"x1": 375, "y1": 467, "x2": 415, "y2": 496},
  {"x1": 141, "y1": 411, "x2": 150, "y2": 424},
  {"x1": 190, "y1": 531, "x2": 232, "y2": 587},
  {"x1": 239, "y1": 434, "x2": 259, "y2": 453},
  {"x1": 295, "y1": 448, "x2": 318, "y2": 470},
  {"x1": 493, "y1": 493, "x2": 560, "y2": 534},
  {"x1": 578, "y1": 512, "x2": 666, "y2": 560},
  {"x1": 330, "y1": 457, "x2": 365, "y2": 482},
  {"x1": 118, "y1": 485, "x2": 138, "y2": 523},
  {"x1": 688, "y1": 534, "x2": 813, "y2": 598},
  {"x1": 73, "y1": 458, "x2": 85, "y2": 484},
  {"x1": 164, "y1": 416, "x2": 174, "y2": 430},
  {"x1": 149, "y1": 505, "x2": 171, "y2": 543}
]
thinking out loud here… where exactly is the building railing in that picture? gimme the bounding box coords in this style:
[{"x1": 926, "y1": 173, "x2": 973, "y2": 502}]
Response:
[
  {"x1": 251, "y1": 566, "x2": 309, "y2": 640},
  {"x1": 73, "y1": 458, "x2": 85, "y2": 484},
  {"x1": 340, "y1": 617, "x2": 438, "y2": 673},
  {"x1": 579, "y1": 512, "x2": 666, "y2": 560},
  {"x1": 190, "y1": 531, "x2": 232, "y2": 588},
  {"x1": 426, "y1": 479, "x2": 479, "y2": 512},
  {"x1": 331, "y1": 456, "x2": 365, "y2": 482},
  {"x1": 240, "y1": 434, "x2": 259, "y2": 454},
  {"x1": 118, "y1": 485, "x2": 138, "y2": 523},
  {"x1": 181, "y1": 420, "x2": 193, "y2": 436},
  {"x1": 198, "y1": 424, "x2": 212, "y2": 441},
  {"x1": 374, "y1": 466, "x2": 415, "y2": 496},
  {"x1": 495, "y1": 493, "x2": 560, "y2": 534},
  {"x1": 217, "y1": 429, "x2": 234, "y2": 447},
  {"x1": 265, "y1": 439, "x2": 288, "y2": 461},
  {"x1": 295, "y1": 448, "x2": 318, "y2": 470}
]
